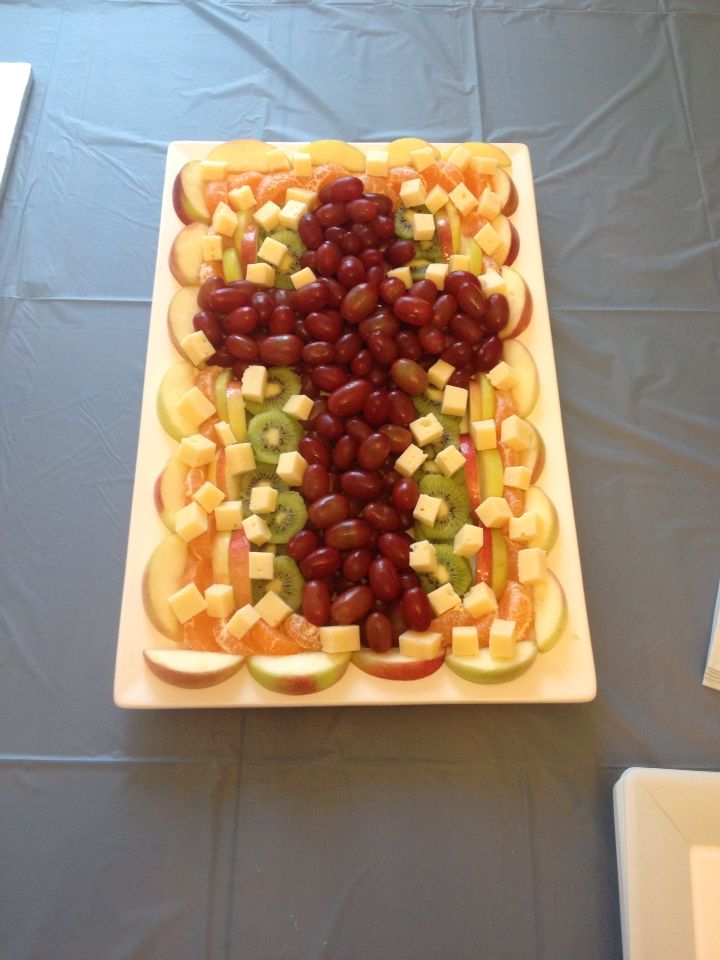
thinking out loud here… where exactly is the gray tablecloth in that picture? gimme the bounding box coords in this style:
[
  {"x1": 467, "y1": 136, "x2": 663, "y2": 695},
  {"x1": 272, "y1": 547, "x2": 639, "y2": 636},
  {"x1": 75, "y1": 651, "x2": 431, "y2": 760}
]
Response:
[{"x1": 1, "y1": 2, "x2": 718, "y2": 958}]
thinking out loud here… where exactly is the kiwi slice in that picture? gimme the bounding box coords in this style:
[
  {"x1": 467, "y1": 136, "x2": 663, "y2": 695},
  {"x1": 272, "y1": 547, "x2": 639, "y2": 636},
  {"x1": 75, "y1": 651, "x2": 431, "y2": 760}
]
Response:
[
  {"x1": 394, "y1": 206, "x2": 415, "y2": 240},
  {"x1": 268, "y1": 228, "x2": 305, "y2": 278},
  {"x1": 418, "y1": 235, "x2": 443, "y2": 262},
  {"x1": 252, "y1": 555, "x2": 305, "y2": 611},
  {"x1": 423, "y1": 413, "x2": 461, "y2": 463},
  {"x1": 245, "y1": 366, "x2": 302, "y2": 416},
  {"x1": 412, "y1": 388, "x2": 444, "y2": 417},
  {"x1": 418, "y1": 544, "x2": 472, "y2": 597},
  {"x1": 414, "y1": 474, "x2": 470, "y2": 542},
  {"x1": 236, "y1": 464, "x2": 289, "y2": 508},
  {"x1": 248, "y1": 409, "x2": 302, "y2": 464},
  {"x1": 266, "y1": 491, "x2": 308, "y2": 545}
]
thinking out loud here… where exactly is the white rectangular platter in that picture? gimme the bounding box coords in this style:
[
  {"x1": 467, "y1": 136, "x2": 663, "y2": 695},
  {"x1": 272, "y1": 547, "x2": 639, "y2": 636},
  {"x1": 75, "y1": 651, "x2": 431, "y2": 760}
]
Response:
[
  {"x1": 0, "y1": 63, "x2": 32, "y2": 203},
  {"x1": 115, "y1": 141, "x2": 595, "y2": 708}
]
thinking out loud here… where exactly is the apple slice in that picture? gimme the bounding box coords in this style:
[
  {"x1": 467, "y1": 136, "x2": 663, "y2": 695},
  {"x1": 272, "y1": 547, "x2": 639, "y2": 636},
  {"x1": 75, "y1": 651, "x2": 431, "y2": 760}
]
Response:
[
  {"x1": 460, "y1": 142, "x2": 512, "y2": 168},
  {"x1": 469, "y1": 374, "x2": 495, "y2": 421},
  {"x1": 228, "y1": 528, "x2": 252, "y2": 607},
  {"x1": 498, "y1": 265, "x2": 533, "y2": 339},
  {"x1": 459, "y1": 235, "x2": 484, "y2": 275},
  {"x1": 222, "y1": 246, "x2": 241, "y2": 283},
  {"x1": 502, "y1": 339, "x2": 539, "y2": 417},
  {"x1": 247, "y1": 651, "x2": 351, "y2": 695},
  {"x1": 489, "y1": 528, "x2": 508, "y2": 597},
  {"x1": 435, "y1": 207, "x2": 454, "y2": 259},
  {"x1": 446, "y1": 639, "x2": 537, "y2": 684},
  {"x1": 487, "y1": 214, "x2": 518, "y2": 266},
  {"x1": 304, "y1": 139, "x2": 366, "y2": 173},
  {"x1": 524, "y1": 486, "x2": 559, "y2": 553},
  {"x1": 167, "y1": 285, "x2": 200, "y2": 357},
  {"x1": 169, "y1": 221, "x2": 209, "y2": 286},
  {"x1": 352, "y1": 648, "x2": 445, "y2": 681},
  {"x1": 225, "y1": 379, "x2": 247, "y2": 442},
  {"x1": 491, "y1": 168, "x2": 519, "y2": 217},
  {"x1": 154, "y1": 453, "x2": 193, "y2": 531},
  {"x1": 172, "y1": 160, "x2": 211, "y2": 225},
  {"x1": 142, "y1": 535, "x2": 188, "y2": 641},
  {"x1": 211, "y1": 531, "x2": 232, "y2": 585},
  {"x1": 207, "y1": 447, "x2": 241, "y2": 501},
  {"x1": 533, "y1": 571, "x2": 568, "y2": 653},
  {"x1": 213, "y1": 368, "x2": 232, "y2": 423},
  {"x1": 205, "y1": 139, "x2": 274, "y2": 173},
  {"x1": 143, "y1": 648, "x2": 244, "y2": 689},
  {"x1": 459, "y1": 434, "x2": 481, "y2": 511},
  {"x1": 478, "y1": 448, "x2": 504, "y2": 500},
  {"x1": 518, "y1": 420, "x2": 546, "y2": 484},
  {"x1": 387, "y1": 137, "x2": 439, "y2": 167},
  {"x1": 239, "y1": 222, "x2": 259, "y2": 274},
  {"x1": 156, "y1": 360, "x2": 199, "y2": 441}
]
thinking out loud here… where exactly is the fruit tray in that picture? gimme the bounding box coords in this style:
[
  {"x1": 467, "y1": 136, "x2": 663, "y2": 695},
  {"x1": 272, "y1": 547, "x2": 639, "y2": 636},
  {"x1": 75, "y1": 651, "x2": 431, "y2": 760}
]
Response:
[{"x1": 114, "y1": 140, "x2": 595, "y2": 708}]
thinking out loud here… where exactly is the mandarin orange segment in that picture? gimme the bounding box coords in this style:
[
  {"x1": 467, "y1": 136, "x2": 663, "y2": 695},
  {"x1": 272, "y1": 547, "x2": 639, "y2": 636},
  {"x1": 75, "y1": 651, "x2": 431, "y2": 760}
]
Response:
[
  {"x1": 184, "y1": 466, "x2": 207, "y2": 499},
  {"x1": 420, "y1": 160, "x2": 464, "y2": 194},
  {"x1": 504, "y1": 537, "x2": 520, "y2": 583},
  {"x1": 282, "y1": 613, "x2": 322, "y2": 651},
  {"x1": 360, "y1": 174, "x2": 401, "y2": 210},
  {"x1": 183, "y1": 610, "x2": 225, "y2": 652},
  {"x1": 493, "y1": 390, "x2": 518, "y2": 434},
  {"x1": 504, "y1": 487, "x2": 526, "y2": 518},
  {"x1": 204, "y1": 180, "x2": 228, "y2": 217},
  {"x1": 228, "y1": 171, "x2": 263, "y2": 194},
  {"x1": 241, "y1": 618, "x2": 307, "y2": 656},
  {"x1": 386, "y1": 165, "x2": 418, "y2": 190},
  {"x1": 463, "y1": 168, "x2": 493, "y2": 200},
  {"x1": 498, "y1": 580, "x2": 534, "y2": 641},
  {"x1": 460, "y1": 209, "x2": 488, "y2": 238},
  {"x1": 429, "y1": 606, "x2": 477, "y2": 647},
  {"x1": 255, "y1": 172, "x2": 303, "y2": 207},
  {"x1": 304, "y1": 163, "x2": 350, "y2": 192}
]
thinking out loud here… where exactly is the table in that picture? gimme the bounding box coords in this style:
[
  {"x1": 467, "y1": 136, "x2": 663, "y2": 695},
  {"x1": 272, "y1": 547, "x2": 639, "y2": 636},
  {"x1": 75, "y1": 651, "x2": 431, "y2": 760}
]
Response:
[{"x1": 1, "y1": 2, "x2": 718, "y2": 958}]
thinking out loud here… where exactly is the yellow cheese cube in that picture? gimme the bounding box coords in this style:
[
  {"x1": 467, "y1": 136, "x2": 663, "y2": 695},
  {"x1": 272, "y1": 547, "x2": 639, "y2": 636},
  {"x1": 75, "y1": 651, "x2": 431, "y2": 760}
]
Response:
[
  {"x1": 320, "y1": 625, "x2": 361, "y2": 653},
  {"x1": 448, "y1": 183, "x2": 477, "y2": 216},
  {"x1": 399, "y1": 177, "x2": 427, "y2": 207},
  {"x1": 470, "y1": 155, "x2": 498, "y2": 176},
  {"x1": 410, "y1": 146, "x2": 436, "y2": 172},
  {"x1": 394, "y1": 443, "x2": 427, "y2": 477},
  {"x1": 463, "y1": 581, "x2": 497, "y2": 618},
  {"x1": 413, "y1": 494, "x2": 442, "y2": 527},
  {"x1": 279, "y1": 199, "x2": 308, "y2": 230},
  {"x1": 504, "y1": 465, "x2": 532, "y2": 491},
  {"x1": 258, "y1": 235, "x2": 288, "y2": 267},
  {"x1": 249, "y1": 485, "x2": 278, "y2": 514},
  {"x1": 412, "y1": 212, "x2": 436, "y2": 242},
  {"x1": 518, "y1": 547, "x2": 548, "y2": 585},
  {"x1": 205, "y1": 583, "x2": 235, "y2": 619},
  {"x1": 447, "y1": 145, "x2": 471, "y2": 171},
  {"x1": 448, "y1": 253, "x2": 470, "y2": 272},
  {"x1": 286, "y1": 186, "x2": 317, "y2": 209},
  {"x1": 425, "y1": 185, "x2": 449, "y2": 214},
  {"x1": 168, "y1": 582, "x2": 207, "y2": 624},
  {"x1": 254, "y1": 590, "x2": 292, "y2": 627},
  {"x1": 245, "y1": 262, "x2": 275, "y2": 286},
  {"x1": 441, "y1": 384, "x2": 468, "y2": 418},
  {"x1": 470, "y1": 419, "x2": 497, "y2": 451},
  {"x1": 242, "y1": 514, "x2": 271, "y2": 546},
  {"x1": 241, "y1": 365, "x2": 267, "y2": 405},
  {"x1": 181, "y1": 330, "x2": 215, "y2": 366},
  {"x1": 291, "y1": 266, "x2": 316, "y2": 289},
  {"x1": 249, "y1": 552, "x2": 274, "y2": 580},
  {"x1": 202, "y1": 234, "x2": 224, "y2": 262},
  {"x1": 409, "y1": 540, "x2": 437, "y2": 574},
  {"x1": 489, "y1": 618, "x2": 516, "y2": 659},
  {"x1": 478, "y1": 271, "x2": 507, "y2": 298},
  {"x1": 425, "y1": 262, "x2": 448, "y2": 290},
  {"x1": 212, "y1": 201, "x2": 238, "y2": 238},
  {"x1": 451, "y1": 625, "x2": 480, "y2": 657},
  {"x1": 193, "y1": 481, "x2": 225, "y2": 513},
  {"x1": 266, "y1": 148, "x2": 290, "y2": 172},
  {"x1": 225, "y1": 441, "x2": 256, "y2": 475},
  {"x1": 474, "y1": 221, "x2": 502, "y2": 256},
  {"x1": 254, "y1": 201, "x2": 281, "y2": 231},
  {"x1": 276, "y1": 451, "x2": 308, "y2": 486},
  {"x1": 214, "y1": 501, "x2": 244, "y2": 532},
  {"x1": 477, "y1": 188, "x2": 502, "y2": 220},
  {"x1": 435, "y1": 445, "x2": 466, "y2": 478},
  {"x1": 508, "y1": 511, "x2": 539, "y2": 542},
  {"x1": 365, "y1": 150, "x2": 389, "y2": 177},
  {"x1": 488, "y1": 361, "x2": 519, "y2": 391},
  {"x1": 500, "y1": 415, "x2": 531, "y2": 452},
  {"x1": 177, "y1": 386, "x2": 215, "y2": 426},
  {"x1": 409, "y1": 413, "x2": 444, "y2": 447},
  {"x1": 453, "y1": 523, "x2": 484, "y2": 558},
  {"x1": 178, "y1": 434, "x2": 216, "y2": 468},
  {"x1": 398, "y1": 630, "x2": 443, "y2": 660},
  {"x1": 386, "y1": 266, "x2": 412, "y2": 289},
  {"x1": 227, "y1": 603, "x2": 261, "y2": 640},
  {"x1": 427, "y1": 583, "x2": 462, "y2": 616},
  {"x1": 228, "y1": 184, "x2": 256, "y2": 211},
  {"x1": 428, "y1": 359, "x2": 455, "y2": 389},
  {"x1": 282, "y1": 394, "x2": 314, "y2": 421},
  {"x1": 214, "y1": 421, "x2": 237, "y2": 447},
  {"x1": 292, "y1": 152, "x2": 313, "y2": 177},
  {"x1": 175, "y1": 501, "x2": 209, "y2": 542},
  {"x1": 200, "y1": 160, "x2": 228, "y2": 181},
  {"x1": 476, "y1": 496, "x2": 512, "y2": 528}
]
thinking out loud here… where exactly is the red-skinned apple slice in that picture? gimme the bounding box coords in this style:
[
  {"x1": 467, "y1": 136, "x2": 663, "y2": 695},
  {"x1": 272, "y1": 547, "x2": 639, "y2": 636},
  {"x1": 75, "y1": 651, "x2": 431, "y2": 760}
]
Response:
[
  {"x1": 498, "y1": 265, "x2": 533, "y2": 339},
  {"x1": 143, "y1": 648, "x2": 244, "y2": 689},
  {"x1": 142, "y1": 535, "x2": 188, "y2": 641},
  {"x1": 524, "y1": 486, "x2": 559, "y2": 553},
  {"x1": 169, "y1": 221, "x2": 209, "y2": 286},
  {"x1": 172, "y1": 160, "x2": 211, "y2": 225},
  {"x1": 228, "y1": 528, "x2": 252, "y2": 608},
  {"x1": 205, "y1": 139, "x2": 274, "y2": 173},
  {"x1": 167, "y1": 285, "x2": 200, "y2": 356},
  {"x1": 154, "y1": 453, "x2": 194, "y2": 531},
  {"x1": 475, "y1": 528, "x2": 507, "y2": 597},
  {"x1": 156, "y1": 360, "x2": 201, "y2": 441},
  {"x1": 502, "y1": 339, "x2": 539, "y2": 417},
  {"x1": 435, "y1": 208, "x2": 454, "y2": 259},
  {"x1": 460, "y1": 434, "x2": 481, "y2": 511},
  {"x1": 351, "y1": 648, "x2": 445, "y2": 681},
  {"x1": 207, "y1": 447, "x2": 241, "y2": 501},
  {"x1": 518, "y1": 421, "x2": 546, "y2": 484},
  {"x1": 247, "y1": 651, "x2": 352, "y2": 695},
  {"x1": 445, "y1": 639, "x2": 537, "y2": 684},
  {"x1": 532, "y1": 571, "x2": 568, "y2": 652},
  {"x1": 240, "y1": 223, "x2": 259, "y2": 274},
  {"x1": 492, "y1": 168, "x2": 519, "y2": 217},
  {"x1": 488, "y1": 214, "x2": 519, "y2": 266}
]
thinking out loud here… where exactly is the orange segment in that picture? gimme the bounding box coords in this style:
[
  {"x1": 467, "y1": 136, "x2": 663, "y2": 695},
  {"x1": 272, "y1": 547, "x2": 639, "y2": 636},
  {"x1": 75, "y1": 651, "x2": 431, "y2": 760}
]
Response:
[
  {"x1": 460, "y1": 208, "x2": 487, "y2": 238},
  {"x1": 220, "y1": 618, "x2": 307, "y2": 657},
  {"x1": 282, "y1": 613, "x2": 322, "y2": 651},
  {"x1": 386, "y1": 165, "x2": 418, "y2": 193},
  {"x1": 305, "y1": 163, "x2": 351, "y2": 192},
  {"x1": 494, "y1": 390, "x2": 518, "y2": 434},
  {"x1": 228, "y1": 171, "x2": 263, "y2": 194},
  {"x1": 420, "y1": 160, "x2": 464, "y2": 194},
  {"x1": 360, "y1": 174, "x2": 401, "y2": 211},
  {"x1": 255, "y1": 172, "x2": 302, "y2": 207},
  {"x1": 430, "y1": 606, "x2": 476, "y2": 648},
  {"x1": 463, "y1": 168, "x2": 493, "y2": 200},
  {"x1": 498, "y1": 580, "x2": 533, "y2": 641},
  {"x1": 204, "y1": 180, "x2": 228, "y2": 217},
  {"x1": 183, "y1": 611, "x2": 225, "y2": 652}
]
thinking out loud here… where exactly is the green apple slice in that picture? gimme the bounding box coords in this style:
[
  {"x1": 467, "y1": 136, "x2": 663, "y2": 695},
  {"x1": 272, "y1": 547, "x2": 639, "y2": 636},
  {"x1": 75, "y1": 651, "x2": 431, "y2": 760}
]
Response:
[
  {"x1": 502, "y1": 339, "x2": 539, "y2": 418},
  {"x1": 247, "y1": 652, "x2": 352, "y2": 695},
  {"x1": 524, "y1": 486, "x2": 559, "y2": 552},
  {"x1": 352, "y1": 648, "x2": 445, "y2": 681},
  {"x1": 156, "y1": 360, "x2": 199, "y2": 440},
  {"x1": 446, "y1": 640, "x2": 537, "y2": 684},
  {"x1": 489, "y1": 528, "x2": 508, "y2": 597},
  {"x1": 533, "y1": 571, "x2": 568, "y2": 653},
  {"x1": 304, "y1": 139, "x2": 366, "y2": 173},
  {"x1": 169, "y1": 221, "x2": 209, "y2": 286},
  {"x1": 459, "y1": 235, "x2": 484, "y2": 275},
  {"x1": 222, "y1": 246, "x2": 241, "y2": 283},
  {"x1": 226, "y1": 379, "x2": 247, "y2": 441},
  {"x1": 141, "y1": 535, "x2": 188, "y2": 641},
  {"x1": 478, "y1": 448, "x2": 504, "y2": 499},
  {"x1": 167, "y1": 285, "x2": 200, "y2": 357},
  {"x1": 214, "y1": 369, "x2": 232, "y2": 423},
  {"x1": 143, "y1": 648, "x2": 244, "y2": 689}
]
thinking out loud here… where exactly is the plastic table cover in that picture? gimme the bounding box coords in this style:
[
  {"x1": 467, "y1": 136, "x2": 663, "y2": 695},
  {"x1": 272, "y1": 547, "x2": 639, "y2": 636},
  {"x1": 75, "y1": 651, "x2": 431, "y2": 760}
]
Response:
[{"x1": 0, "y1": 2, "x2": 718, "y2": 958}]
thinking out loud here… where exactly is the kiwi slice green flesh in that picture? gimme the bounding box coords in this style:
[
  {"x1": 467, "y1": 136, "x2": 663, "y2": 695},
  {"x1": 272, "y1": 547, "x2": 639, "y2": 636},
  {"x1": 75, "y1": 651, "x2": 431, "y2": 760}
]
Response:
[
  {"x1": 394, "y1": 207, "x2": 415, "y2": 240},
  {"x1": 266, "y1": 491, "x2": 308, "y2": 545},
  {"x1": 236, "y1": 464, "x2": 289, "y2": 510},
  {"x1": 418, "y1": 544, "x2": 472, "y2": 597},
  {"x1": 412, "y1": 388, "x2": 444, "y2": 417},
  {"x1": 252, "y1": 555, "x2": 305, "y2": 611},
  {"x1": 418, "y1": 236, "x2": 443, "y2": 262},
  {"x1": 414, "y1": 474, "x2": 470, "y2": 542},
  {"x1": 268, "y1": 228, "x2": 305, "y2": 277},
  {"x1": 424, "y1": 413, "x2": 461, "y2": 463},
  {"x1": 247, "y1": 410, "x2": 302, "y2": 465},
  {"x1": 245, "y1": 366, "x2": 301, "y2": 416}
]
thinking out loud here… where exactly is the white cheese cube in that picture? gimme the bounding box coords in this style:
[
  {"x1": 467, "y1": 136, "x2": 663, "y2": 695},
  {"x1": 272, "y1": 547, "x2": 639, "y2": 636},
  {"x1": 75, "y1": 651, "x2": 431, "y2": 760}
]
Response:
[
  {"x1": 214, "y1": 501, "x2": 244, "y2": 532},
  {"x1": 202, "y1": 234, "x2": 224, "y2": 262},
  {"x1": 476, "y1": 496, "x2": 512, "y2": 528},
  {"x1": 177, "y1": 386, "x2": 215, "y2": 426},
  {"x1": 441, "y1": 384, "x2": 468, "y2": 418},
  {"x1": 228, "y1": 185, "x2": 256, "y2": 211},
  {"x1": 409, "y1": 413, "x2": 444, "y2": 447},
  {"x1": 478, "y1": 271, "x2": 507, "y2": 298},
  {"x1": 205, "y1": 583, "x2": 235, "y2": 619},
  {"x1": 200, "y1": 160, "x2": 228, "y2": 181},
  {"x1": 175, "y1": 501, "x2": 209, "y2": 542},
  {"x1": 477, "y1": 188, "x2": 502, "y2": 221},
  {"x1": 365, "y1": 150, "x2": 389, "y2": 177},
  {"x1": 178, "y1": 434, "x2": 216, "y2": 468},
  {"x1": 508, "y1": 511, "x2": 539, "y2": 542},
  {"x1": 425, "y1": 185, "x2": 449, "y2": 214},
  {"x1": 518, "y1": 547, "x2": 548, "y2": 585},
  {"x1": 451, "y1": 626, "x2": 480, "y2": 657},
  {"x1": 242, "y1": 513, "x2": 271, "y2": 546},
  {"x1": 453, "y1": 523, "x2": 484, "y2": 558},
  {"x1": 488, "y1": 361, "x2": 519, "y2": 391},
  {"x1": 386, "y1": 266, "x2": 412, "y2": 289},
  {"x1": 168, "y1": 582, "x2": 207, "y2": 624},
  {"x1": 181, "y1": 330, "x2": 215, "y2": 366},
  {"x1": 410, "y1": 146, "x2": 436, "y2": 172},
  {"x1": 249, "y1": 552, "x2": 274, "y2": 580},
  {"x1": 320, "y1": 625, "x2": 361, "y2": 653},
  {"x1": 212, "y1": 201, "x2": 238, "y2": 238},
  {"x1": 193, "y1": 481, "x2": 225, "y2": 513},
  {"x1": 225, "y1": 442, "x2": 256, "y2": 475},
  {"x1": 448, "y1": 253, "x2": 470, "y2": 273},
  {"x1": 398, "y1": 630, "x2": 443, "y2": 660},
  {"x1": 394, "y1": 443, "x2": 427, "y2": 477},
  {"x1": 413, "y1": 494, "x2": 442, "y2": 527},
  {"x1": 435, "y1": 445, "x2": 466, "y2": 478},
  {"x1": 249, "y1": 485, "x2": 278, "y2": 514},
  {"x1": 279, "y1": 199, "x2": 308, "y2": 230},
  {"x1": 282, "y1": 394, "x2": 314, "y2": 421},
  {"x1": 400, "y1": 177, "x2": 427, "y2": 207},
  {"x1": 427, "y1": 583, "x2": 462, "y2": 616},
  {"x1": 412, "y1": 212, "x2": 436, "y2": 242},
  {"x1": 276, "y1": 451, "x2": 308, "y2": 486},
  {"x1": 428, "y1": 359, "x2": 455, "y2": 389},
  {"x1": 241, "y1": 365, "x2": 268, "y2": 405},
  {"x1": 409, "y1": 540, "x2": 437, "y2": 574},
  {"x1": 504, "y1": 465, "x2": 532, "y2": 491},
  {"x1": 227, "y1": 603, "x2": 261, "y2": 640},
  {"x1": 292, "y1": 152, "x2": 313, "y2": 177},
  {"x1": 258, "y1": 235, "x2": 288, "y2": 267},
  {"x1": 447, "y1": 145, "x2": 472, "y2": 171},
  {"x1": 474, "y1": 221, "x2": 502, "y2": 256},
  {"x1": 448, "y1": 183, "x2": 477, "y2": 216},
  {"x1": 470, "y1": 155, "x2": 498, "y2": 175},
  {"x1": 266, "y1": 148, "x2": 290, "y2": 172},
  {"x1": 214, "y1": 420, "x2": 237, "y2": 447},
  {"x1": 254, "y1": 201, "x2": 281, "y2": 231},
  {"x1": 489, "y1": 618, "x2": 516, "y2": 659},
  {"x1": 500, "y1": 415, "x2": 531, "y2": 451},
  {"x1": 291, "y1": 266, "x2": 316, "y2": 289},
  {"x1": 470, "y1": 419, "x2": 497, "y2": 451},
  {"x1": 425, "y1": 262, "x2": 448, "y2": 290},
  {"x1": 245, "y1": 262, "x2": 275, "y2": 287},
  {"x1": 463, "y1": 581, "x2": 498, "y2": 619}
]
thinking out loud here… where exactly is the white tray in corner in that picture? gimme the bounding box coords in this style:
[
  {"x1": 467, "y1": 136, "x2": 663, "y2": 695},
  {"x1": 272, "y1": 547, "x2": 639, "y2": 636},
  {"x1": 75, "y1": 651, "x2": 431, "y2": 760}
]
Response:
[{"x1": 0, "y1": 63, "x2": 32, "y2": 201}]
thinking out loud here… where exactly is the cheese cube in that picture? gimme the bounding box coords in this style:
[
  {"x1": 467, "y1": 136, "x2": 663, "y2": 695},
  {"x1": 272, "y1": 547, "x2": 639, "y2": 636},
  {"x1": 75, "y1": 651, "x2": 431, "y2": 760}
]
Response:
[
  {"x1": 241, "y1": 365, "x2": 268, "y2": 404},
  {"x1": 470, "y1": 419, "x2": 497, "y2": 451},
  {"x1": 435, "y1": 445, "x2": 466, "y2": 478},
  {"x1": 412, "y1": 212, "x2": 436, "y2": 242},
  {"x1": 228, "y1": 185, "x2": 256, "y2": 211},
  {"x1": 177, "y1": 386, "x2": 215, "y2": 426},
  {"x1": 476, "y1": 496, "x2": 512, "y2": 528},
  {"x1": 181, "y1": 330, "x2": 215, "y2": 366},
  {"x1": 410, "y1": 146, "x2": 436, "y2": 172},
  {"x1": 254, "y1": 590, "x2": 292, "y2": 627},
  {"x1": 282, "y1": 394, "x2": 314, "y2": 421},
  {"x1": 447, "y1": 145, "x2": 472, "y2": 171},
  {"x1": 463, "y1": 581, "x2": 497, "y2": 619},
  {"x1": 320, "y1": 625, "x2": 361, "y2": 653},
  {"x1": 249, "y1": 485, "x2": 278, "y2": 514},
  {"x1": 266, "y1": 148, "x2": 290, "y2": 172},
  {"x1": 448, "y1": 254, "x2": 470, "y2": 273},
  {"x1": 427, "y1": 583, "x2": 462, "y2": 616},
  {"x1": 276, "y1": 451, "x2": 308, "y2": 486},
  {"x1": 279, "y1": 199, "x2": 308, "y2": 231},
  {"x1": 214, "y1": 421, "x2": 237, "y2": 447},
  {"x1": 477, "y1": 188, "x2": 502, "y2": 221},
  {"x1": 193, "y1": 481, "x2": 225, "y2": 513},
  {"x1": 413, "y1": 494, "x2": 442, "y2": 527},
  {"x1": 451, "y1": 626, "x2": 480, "y2": 657},
  {"x1": 245, "y1": 262, "x2": 275, "y2": 287},
  {"x1": 425, "y1": 185, "x2": 449, "y2": 214},
  {"x1": 488, "y1": 361, "x2": 519, "y2": 391},
  {"x1": 448, "y1": 183, "x2": 477, "y2": 216},
  {"x1": 227, "y1": 603, "x2": 261, "y2": 640},
  {"x1": 254, "y1": 201, "x2": 281, "y2": 231},
  {"x1": 168, "y1": 582, "x2": 207, "y2": 624},
  {"x1": 200, "y1": 160, "x2": 228, "y2": 181},
  {"x1": 205, "y1": 583, "x2": 235, "y2": 619},
  {"x1": 474, "y1": 221, "x2": 502, "y2": 256},
  {"x1": 292, "y1": 151, "x2": 313, "y2": 177},
  {"x1": 518, "y1": 547, "x2": 548, "y2": 585},
  {"x1": 441, "y1": 384, "x2": 468, "y2": 418},
  {"x1": 175, "y1": 501, "x2": 209, "y2": 542},
  {"x1": 212, "y1": 201, "x2": 238, "y2": 238},
  {"x1": 399, "y1": 178, "x2": 427, "y2": 207},
  {"x1": 286, "y1": 186, "x2": 317, "y2": 209},
  {"x1": 409, "y1": 413, "x2": 443, "y2": 447},
  {"x1": 409, "y1": 540, "x2": 437, "y2": 574},
  {"x1": 425, "y1": 262, "x2": 448, "y2": 290},
  {"x1": 453, "y1": 523, "x2": 484, "y2": 558},
  {"x1": 225, "y1": 442, "x2": 256, "y2": 475},
  {"x1": 478, "y1": 271, "x2": 507, "y2": 298},
  {"x1": 399, "y1": 630, "x2": 443, "y2": 660},
  {"x1": 394, "y1": 443, "x2": 427, "y2": 477},
  {"x1": 470, "y1": 155, "x2": 498, "y2": 176},
  {"x1": 242, "y1": 514, "x2": 271, "y2": 546},
  {"x1": 500, "y1": 415, "x2": 531, "y2": 452},
  {"x1": 428, "y1": 359, "x2": 455, "y2": 389},
  {"x1": 489, "y1": 618, "x2": 516, "y2": 659},
  {"x1": 178, "y1": 434, "x2": 216, "y2": 468},
  {"x1": 202, "y1": 234, "x2": 223, "y2": 262},
  {"x1": 365, "y1": 150, "x2": 389, "y2": 177},
  {"x1": 504, "y1": 465, "x2": 532, "y2": 491},
  {"x1": 386, "y1": 266, "x2": 412, "y2": 289},
  {"x1": 258, "y1": 235, "x2": 288, "y2": 267},
  {"x1": 508, "y1": 511, "x2": 539, "y2": 542},
  {"x1": 214, "y1": 501, "x2": 244, "y2": 532},
  {"x1": 249, "y1": 552, "x2": 274, "y2": 580},
  {"x1": 291, "y1": 266, "x2": 316, "y2": 289}
]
